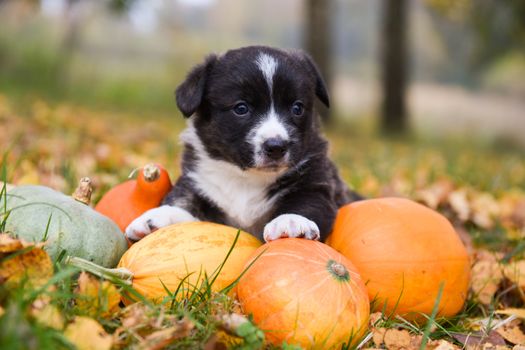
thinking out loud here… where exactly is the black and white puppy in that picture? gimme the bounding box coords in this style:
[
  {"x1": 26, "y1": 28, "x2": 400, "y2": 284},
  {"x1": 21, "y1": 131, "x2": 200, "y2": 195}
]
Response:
[{"x1": 125, "y1": 46, "x2": 360, "y2": 243}]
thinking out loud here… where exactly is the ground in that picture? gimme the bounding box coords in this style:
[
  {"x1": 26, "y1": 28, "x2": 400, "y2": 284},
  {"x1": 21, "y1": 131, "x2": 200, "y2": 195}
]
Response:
[{"x1": 0, "y1": 95, "x2": 524, "y2": 349}]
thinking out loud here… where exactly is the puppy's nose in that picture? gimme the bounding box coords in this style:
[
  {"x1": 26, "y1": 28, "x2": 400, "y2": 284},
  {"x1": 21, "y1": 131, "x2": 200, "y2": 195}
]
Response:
[{"x1": 263, "y1": 138, "x2": 288, "y2": 160}]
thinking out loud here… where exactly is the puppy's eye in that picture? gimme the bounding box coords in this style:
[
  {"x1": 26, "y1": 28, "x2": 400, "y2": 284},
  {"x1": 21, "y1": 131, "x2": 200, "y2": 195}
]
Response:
[
  {"x1": 291, "y1": 101, "x2": 304, "y2": 116},
  {"x1": 233, "y1": 102, "x2": 249, "y2": 116}
]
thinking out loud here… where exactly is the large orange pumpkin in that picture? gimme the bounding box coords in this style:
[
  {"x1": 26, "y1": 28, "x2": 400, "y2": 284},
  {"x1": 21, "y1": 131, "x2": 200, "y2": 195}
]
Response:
[
  {"x1": 67, "y1": 222, "x2": 261, "y2": 304},
  {"x1": 327, "y1": 197, "x2": 470, "y2": 320},
  {"x1": 236, "y1": 238, "x2": 370, "y2": 349},
  {"x1": 95, "y1": 163, "x2": 172, "y2": 232}
]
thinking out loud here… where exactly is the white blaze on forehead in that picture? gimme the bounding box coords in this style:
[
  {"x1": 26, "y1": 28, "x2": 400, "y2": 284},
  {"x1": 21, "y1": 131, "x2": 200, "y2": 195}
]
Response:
[{"x1": 255, "y1": 53, "x2": 278, "y2": 92}]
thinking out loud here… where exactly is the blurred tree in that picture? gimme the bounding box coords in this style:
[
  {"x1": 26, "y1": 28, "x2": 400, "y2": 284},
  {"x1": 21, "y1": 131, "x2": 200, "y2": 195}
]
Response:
[
  {"x1": 108, "y1": 0, "x2": 137, "y2": 13},
  {"x1": 425, "y1": 0, "x2": 525, "y2": 80},
  {"x1": 380, "y1": 0, "x2": 409, "y2": 135},
  {"x1": 304, "y1": 0, "x2": 332, "y2": 121}
]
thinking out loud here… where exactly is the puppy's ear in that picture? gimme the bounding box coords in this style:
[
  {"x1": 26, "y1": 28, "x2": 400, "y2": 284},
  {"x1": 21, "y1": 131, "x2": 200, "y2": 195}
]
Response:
[
  {"x1": 297, "y1": 52, "x2": 330, "y2": 108},
  {"x1": 175, "y1": 54, "x2": 218, "y2": 117}
]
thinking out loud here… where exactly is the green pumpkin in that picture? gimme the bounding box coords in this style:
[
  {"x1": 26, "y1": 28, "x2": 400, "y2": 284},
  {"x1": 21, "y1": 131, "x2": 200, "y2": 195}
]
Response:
[{"x1": 1, "y1": 185, "x2": 128, "y2": 267}]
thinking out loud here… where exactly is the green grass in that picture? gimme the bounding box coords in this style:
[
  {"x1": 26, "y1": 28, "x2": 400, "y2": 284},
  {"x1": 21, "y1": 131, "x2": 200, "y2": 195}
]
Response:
[{"x1": 1, "y1": 97, "x2": 524, "y2": 349}]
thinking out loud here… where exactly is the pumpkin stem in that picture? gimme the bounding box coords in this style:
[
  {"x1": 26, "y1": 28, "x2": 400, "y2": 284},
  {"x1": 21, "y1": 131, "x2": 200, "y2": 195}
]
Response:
[
  {"x1": 142, "y1": 163, "x2": 160, "y2": 182},
  {"x1": 72, "y1": 177, "x2": 93, "y2": 205},
  {"x1": 327, "y1": 259, "x2": 350, "y2": 282},
  {"x1": 65, "y1": 256, "x2": 133, "y2": 286}
]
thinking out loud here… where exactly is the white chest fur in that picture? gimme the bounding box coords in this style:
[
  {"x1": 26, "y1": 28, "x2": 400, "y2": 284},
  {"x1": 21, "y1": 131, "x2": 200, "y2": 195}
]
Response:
[{"x1": 181, "y1": 123, "x2": 282, "y2": 229}]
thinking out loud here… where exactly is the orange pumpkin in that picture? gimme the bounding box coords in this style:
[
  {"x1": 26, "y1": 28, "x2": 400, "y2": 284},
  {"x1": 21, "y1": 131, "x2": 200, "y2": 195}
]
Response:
[
  {"x1": 95, "y1": 163, "x2": 172, "y2": 232},
  {"x1": 236, "y1": 238, "x2": 370, "y2": 349},
  {"x1": 327, "y1": 197, "x2": 470, "y2": 320},
  {"x1": 67, "y1": 222, "x2": 262, "y2": 304}
]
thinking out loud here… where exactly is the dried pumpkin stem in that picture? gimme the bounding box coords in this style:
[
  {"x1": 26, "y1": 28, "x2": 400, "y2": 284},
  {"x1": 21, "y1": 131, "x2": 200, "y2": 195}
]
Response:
[
  {"x1": 65, "y1": 256, "x2": 133, "y2": 286},
  {"x1": 72, "y1": 177, "x2": 93, "y2": 205},
  {"x1": 142, "y1": 163, "x2": 160, "y2": 182}
]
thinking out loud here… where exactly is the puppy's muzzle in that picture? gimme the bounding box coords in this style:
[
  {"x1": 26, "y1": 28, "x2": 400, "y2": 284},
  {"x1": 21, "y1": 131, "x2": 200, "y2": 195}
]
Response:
[{"x1": 262, "y1": 137, "x2": 289, "y2": 161}]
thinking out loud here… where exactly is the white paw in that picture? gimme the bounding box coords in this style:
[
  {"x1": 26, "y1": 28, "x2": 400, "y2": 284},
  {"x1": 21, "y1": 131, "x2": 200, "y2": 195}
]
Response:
[
  {"x1": 125, "y1": 205, "x2": 197, "y2": 241},
  {"x1": 263, "y1": 214, "x2": 320, "y2": 242}
]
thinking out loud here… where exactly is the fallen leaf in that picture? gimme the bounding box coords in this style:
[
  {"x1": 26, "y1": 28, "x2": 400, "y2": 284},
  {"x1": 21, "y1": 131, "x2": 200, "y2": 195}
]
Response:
[
  {"x1": 427, "y1": 339, "x2": 460, "y2": 350},
  {"x1": 75, "y1": 272, "x2": 120, "y2": 317},
  {"x1": 31, "y1": 302, "x2": 64, "y2": 330},
  {"x1": 496, "y1": 323, "x2": 525, "y2": 346},
  {"x1": 64, "y1": 316, "x2": 112, "y2": 350},
  {"x1": 496, "y1": 309, "x2": 525, "y2": 319},
  {"x1": 452, "y1": 330, "x2": 507, "y2": 347},
  {"x1": 415, "y1": 180, "x2": 454, "y2": 209},
  {"x1": 15, "y1": 160, "x2": 40, "y2": 185},
  {"x1": 0, "y1": 233, "x2": 23, "y2": 253},
  {"x1": 120, "y1": 303, "x2": 149, "y2": 329},
  {"x1": 383, "y1": 328, "x2": 412, "y2": 350},
  {"x1": 369, "y1": 312, "x2": 383, "y2": 327},
  {"x1": 471, "y1": 252, "x2": 504, "y2": 305},
  {"x1": 504, "y1": 260, "x2": 525, "y2": 291},
  {"x1": 137, "y1": 318, "x2": 194, "y2": 350},
  {"x1": 203, "y1": 334, "x2": 229, "y2": 350},
  {"x1": 0, "y1": 243, "x2": 53, "y2": 289},
  {"x1": 471, "y1": 192, "x2": 500, "y2": 229},
  {"x1": 448, "y1": 189, "x2": 471, "y2": 222},
  {"x1": 372, "y1": 327, "x2": 386, "y2": 347},
  {"x1": 218, "y1": 313, "x2": 249, "y2": 334}
]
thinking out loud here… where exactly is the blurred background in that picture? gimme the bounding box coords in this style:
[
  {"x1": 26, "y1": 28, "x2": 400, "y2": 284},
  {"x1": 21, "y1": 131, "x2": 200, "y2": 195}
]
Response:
[
  {"x1": 1, "y1": 0, "x2": 524, "y2": 142},
  {"x1": 1, "y1": 0, "x2": 524, "y2": 229}
]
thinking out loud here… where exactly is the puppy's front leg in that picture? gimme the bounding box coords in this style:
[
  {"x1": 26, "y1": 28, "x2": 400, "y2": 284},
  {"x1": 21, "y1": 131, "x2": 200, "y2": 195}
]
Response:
[
  {"x1": 125, "y1": 205, "x2": 197, "y2": 241},
  {"x1": 263, "y1": 191, "x2": 337, "y2": 242}
]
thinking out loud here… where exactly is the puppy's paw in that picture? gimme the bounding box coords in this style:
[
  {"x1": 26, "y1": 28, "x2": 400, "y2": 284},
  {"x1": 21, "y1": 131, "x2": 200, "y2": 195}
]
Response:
[
  {"x1": 125, "y1": 205, "x2": 197, "y2": 242},
  {"x1": 263, "y1": 214, "x2": 320, "y2": 242}
]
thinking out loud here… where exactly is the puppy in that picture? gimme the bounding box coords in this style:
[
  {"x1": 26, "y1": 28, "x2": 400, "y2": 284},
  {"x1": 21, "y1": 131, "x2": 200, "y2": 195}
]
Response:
[{"x1": 126, "y1": 46, "x2": 360, "y2": 243}]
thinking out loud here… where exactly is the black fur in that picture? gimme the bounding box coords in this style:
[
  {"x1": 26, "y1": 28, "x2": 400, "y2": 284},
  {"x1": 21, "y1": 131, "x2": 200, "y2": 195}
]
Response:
[{"x1": 163, "y1": 46, "x2": 360, "y2": 241}]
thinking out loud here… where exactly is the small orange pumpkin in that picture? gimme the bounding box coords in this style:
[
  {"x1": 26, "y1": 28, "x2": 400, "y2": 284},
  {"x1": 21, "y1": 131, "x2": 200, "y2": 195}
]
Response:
[
  {"x1": 327, "y1": 197, "x2": 470, "y2": 320},
  {"x1": 236, "y1": 238, "x2": 370, "y2": 349},
  {"x1": 95, "y1": 163, "x2": 172, "y2": 232}
]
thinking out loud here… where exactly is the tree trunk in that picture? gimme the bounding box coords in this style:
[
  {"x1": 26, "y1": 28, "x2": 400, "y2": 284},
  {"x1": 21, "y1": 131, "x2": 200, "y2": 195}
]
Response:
[
  {"x1": 305, "y1": 0, "x2": 331, "y2": 120},
  {"x1": 381, "y1": 0, "x2": 409, "y2": 135}
]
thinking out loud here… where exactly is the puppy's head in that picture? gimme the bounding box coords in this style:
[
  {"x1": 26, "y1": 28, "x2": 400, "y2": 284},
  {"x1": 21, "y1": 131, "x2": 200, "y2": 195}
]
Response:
[{"x1": 176, "y1": 46, "x2": 329, "y2": 172}]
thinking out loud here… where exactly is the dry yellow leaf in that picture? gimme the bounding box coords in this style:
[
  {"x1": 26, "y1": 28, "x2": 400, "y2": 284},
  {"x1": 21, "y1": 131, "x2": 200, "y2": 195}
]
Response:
[
  {"x1": 75, "y1": 272, "x2": 120, "y2": 318},
  {"x1": 120, "y1": 302, "x2": 149, "y2": 329},
  {"x1": 471, "y1": 192, "x2": 500, "y2": 229},
  {"x1": 138, "y1": 319, "x2": 194, "y2": 350},
  {"x1": 471, "y1": 253, "x2": 504, "y2": 305},
  {"x1": 0, "y1": 233, "x2": 23, "y2": 253},
  {"x1": 496, "y1": 323, "x2": 525, "y2": 346},
  {"x1": 383, "y1": 329, "x2": 412, "y2": 350},
  {"x1": 504, "y1": 260, "x2": 525, "y2": 291},
  {"x1": 372, "y1": 327, "x2": 386, "y2": 347},
  {"x1": 415, "y1": 180, "x2": 454, "y2": 209},
  {"x1": 427, "y1": 339, "x2": 460, "y2": 350},
  {"x1": 496, "y1": 309, "x2": 525, "y2": 319},
  {"x1": 32, "y1": 302, "x2": 64, "y2": 330},
  {"x1": 16, "y1": 160, "x2": 40, "y2": 185},
  {"x1": 0, "y1": 244, "x2": 53, "y2": 289},
  {"x1": 448, "y1": 189, "x2": 471, "y2": 222},
  {"x1": 64, "y1": 316, "x2": 112, "y2": 350}
]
